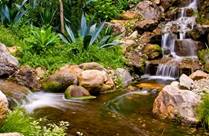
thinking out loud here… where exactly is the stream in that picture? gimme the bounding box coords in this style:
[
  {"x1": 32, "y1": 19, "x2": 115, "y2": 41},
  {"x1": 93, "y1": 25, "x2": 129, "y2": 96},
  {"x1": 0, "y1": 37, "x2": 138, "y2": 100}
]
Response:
[{"x1": 19, "y1": 79, "x2": 206, "y2": 136}]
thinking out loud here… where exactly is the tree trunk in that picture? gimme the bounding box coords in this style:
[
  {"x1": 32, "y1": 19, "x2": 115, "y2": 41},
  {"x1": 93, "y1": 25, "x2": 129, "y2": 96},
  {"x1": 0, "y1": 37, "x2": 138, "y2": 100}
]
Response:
[{"x1": 59, "y1": 0, "x2": 64, "y2": 33}]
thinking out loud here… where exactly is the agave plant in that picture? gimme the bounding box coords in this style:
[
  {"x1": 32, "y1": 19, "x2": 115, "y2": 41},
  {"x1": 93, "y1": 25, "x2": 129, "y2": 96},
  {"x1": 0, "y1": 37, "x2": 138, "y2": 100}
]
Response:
[
  {"x1": 0, "y1": 0, "x2": 28, "y2": 25},
  {"x1": 59, "y1": 14, "x2": 120, "y2": 49}
]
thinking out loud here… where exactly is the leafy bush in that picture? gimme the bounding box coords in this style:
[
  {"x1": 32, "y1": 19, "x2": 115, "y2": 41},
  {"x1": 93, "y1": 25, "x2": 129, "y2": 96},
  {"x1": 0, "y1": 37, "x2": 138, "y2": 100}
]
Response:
[
  {"x1": 23, "y1": 26, "x2": 60, "y2": 54},
  {"x1": 86, "y1": 0, "x2": 142, "y2": 21},
  {"x1": 0, "y1": 108, "x2": 69, "y2": 136},
  {"x1": 86, "y1": 0, "x2": 122, "y2": 21},
  {"x1": 197, "y1": 93, "x2": 209, "y2": 128}
]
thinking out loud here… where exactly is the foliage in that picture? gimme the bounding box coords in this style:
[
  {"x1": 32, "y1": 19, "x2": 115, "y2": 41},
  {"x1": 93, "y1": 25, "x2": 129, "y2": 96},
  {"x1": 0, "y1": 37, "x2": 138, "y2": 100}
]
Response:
[
  {"x1": 23, "y1": 0, "x2": 59, "y2": 27},
  {"x1": 86, "y1": 0, "x2": 121, "y2": 21},
  {"x1": 85, "y1": 0, "x2": 141, "y2": 21},
  {"x1": 0, "y1": 108, "x2": 69, "y2": 136},
  {"x1": 0, "y1": 25, "x2": 24, "y2": 47},
  {"x1": 18, "y1": 39, "x2": 125, "y2": 71},
  {"x1": 60, "y1": 14, "x2": 120, "y2": 49},
  {"x1": 63, "y1": 0, "x2": 84, "y2": 32},
  {"x1": 197, "y1": 93, "x2": 209, "y2": 128},
  {"x1": 0, "y1": 0, "x2": 27, "y2": 25},
  {"x1": 23, "y1": 26, "x2": 60, "y2": 54}
]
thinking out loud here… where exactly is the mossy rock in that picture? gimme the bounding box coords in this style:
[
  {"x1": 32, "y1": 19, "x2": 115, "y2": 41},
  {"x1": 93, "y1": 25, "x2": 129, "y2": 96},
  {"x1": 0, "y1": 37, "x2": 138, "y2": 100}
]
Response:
[
  {"x1": 42, "y1": 81, "x2": 64, "y2": 92},
  {"x1": 143, "y1": 44, "x2": 162, "y2": 60},
  {"x1": 64, "y1": 85, "x2": 94, "y2": 100}
]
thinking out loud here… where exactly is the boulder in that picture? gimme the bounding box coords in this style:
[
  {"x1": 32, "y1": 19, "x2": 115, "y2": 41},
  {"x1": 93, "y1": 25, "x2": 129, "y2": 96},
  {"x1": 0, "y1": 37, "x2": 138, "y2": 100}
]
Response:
[
  {"x1": 153, "y1": 84, "x2": 200, "y2": 124},
  {"x1": 134, "y1": 1, "x2": 161, "y2": 20},
  {"x1": 13, "y1": 66, "x2": 40, "y2": 90},
  {"x1": 79, "y1": 70, "x2": 115, "y2": 94},
  {"x1": 179, "y1": 74, "x2": 194, "y2": 89},
  {"x1": 0, "y1": 90, "x2": 9, "y2": 124},
  {"x1": 0, "y1": 43, "x2": 18, "y2": 66},
  {"x1": 135, "y1": 19, "x2": 158, "y2": 34},
  {"x1": 115, "y1": 68, "x2": 133, "y2": 87},
  {"x1": 0, "y1": 43, "x2": 18, "y2": 77},
  {"x1": 0, "y1": 133, "x2": 23, "y2": 136},
  {"x1": 143, "y1": 44, "x2": 162, "y2": 60},
  {"x1": 0, "y1": 80, "x2": 30, "y2": 101},
  {"x1": 174, "y1": 39, "x2": 204, "y2": 57},
  {"x1": 79, "y1": 62, "x2": 104, "y2": 71},
  {"x1": 65, "y1": 85, "x2": 90, "y2": 99},
  {"x1": 189, "y1": 70, "x2": 209, "y2": 80},
  {"x1": 42, "y1": 65, "x2": 81, "y2": 92}
]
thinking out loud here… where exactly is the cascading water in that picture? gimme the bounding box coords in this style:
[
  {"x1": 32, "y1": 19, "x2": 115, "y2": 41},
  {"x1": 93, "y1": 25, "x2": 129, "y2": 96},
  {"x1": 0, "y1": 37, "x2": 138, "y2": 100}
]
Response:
[
  {"x1": 21, "y1": 92, "x2": 85, "y2": 113},
  {"x1": 144, "y1": 0, "x2": 199, "y2": 80}
]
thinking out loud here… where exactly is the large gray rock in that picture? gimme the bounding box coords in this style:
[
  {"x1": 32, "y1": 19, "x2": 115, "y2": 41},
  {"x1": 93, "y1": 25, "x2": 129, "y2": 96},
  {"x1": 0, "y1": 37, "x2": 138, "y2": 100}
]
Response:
[
  {"x1": 153, "y1": 83, "x2": 200, "y2": 124},
  {"x1": 0, "y1": 43, "x2": 19, "y2": 77},
  {"x1": 134, "y1": 1, "x2": 161, "y2": 20}
]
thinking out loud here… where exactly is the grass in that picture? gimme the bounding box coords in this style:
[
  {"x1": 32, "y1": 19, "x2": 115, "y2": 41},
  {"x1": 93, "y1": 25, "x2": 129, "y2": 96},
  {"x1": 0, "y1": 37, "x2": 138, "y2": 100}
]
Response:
[
  {"x1": 197, "y1": 93, "x2": 209, "y2": 128},
  {"x1": 18, "y1": 39, "x2": 125, "y2": 72},
  {"x1": 0, "y1": 108, "x2": 68, "y2": 136},
  {"x1": 0, "y1": 25, "x2": 125, "y2": 74},
  {"x1": 0, "y1": 25, "x2": 24, "y2": 47}
]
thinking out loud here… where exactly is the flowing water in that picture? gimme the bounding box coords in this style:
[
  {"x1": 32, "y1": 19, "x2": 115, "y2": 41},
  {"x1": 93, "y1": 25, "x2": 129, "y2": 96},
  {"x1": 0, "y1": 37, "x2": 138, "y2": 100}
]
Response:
[
  {"x1": 17, "y1": 82, "x2": 206, "y2": 136},
  {"x1": 144, "y1": 0, "x2": 199, "y2": 80}
]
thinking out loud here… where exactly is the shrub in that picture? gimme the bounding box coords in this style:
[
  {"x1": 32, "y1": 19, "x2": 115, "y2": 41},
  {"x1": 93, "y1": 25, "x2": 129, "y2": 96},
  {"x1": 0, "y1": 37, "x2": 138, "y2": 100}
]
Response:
[
  {"x1": 86, "y1": 0, "x2": 142, "y2": 21},
  {"x1": 197, "y1": 93, "x2": 209, "y2": 128},
  {"x1": 87, "y1": 0, "x2": 121, "y2": 21},
  {"x1": 24, "y1": 26, "x2": 60, "y2": 54},
  {"x1": 0, "y1": 108, "x2": 69, "y2": 136}
]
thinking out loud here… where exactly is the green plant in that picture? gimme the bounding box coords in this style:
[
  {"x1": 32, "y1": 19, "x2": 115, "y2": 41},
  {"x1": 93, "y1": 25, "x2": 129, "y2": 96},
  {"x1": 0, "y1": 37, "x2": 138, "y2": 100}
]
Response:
[
  {"x1": 0, "y1": 108, "x2": 69, "y2": 136},
  {"x1": 60, "y1": 14, "x2": 120, "y2": 49},
  {"x1": 197, "y1": 93, "x2": 209, "y2": 128},
  {"x1": 0, "y1": 25, "x2": 24, "y2": 47},
  {"x1": 24, "y1": 26, "x2": 60, "y2": 54},
  {"x1": 87, "y1": 0, "x2": 121, "y2": 21},
  {"x1": 0, "y1": 0, "x2": 27, "y2": 25},
  {"x1": 19, "y1": 39, "x2": 125, "y2": 72}
]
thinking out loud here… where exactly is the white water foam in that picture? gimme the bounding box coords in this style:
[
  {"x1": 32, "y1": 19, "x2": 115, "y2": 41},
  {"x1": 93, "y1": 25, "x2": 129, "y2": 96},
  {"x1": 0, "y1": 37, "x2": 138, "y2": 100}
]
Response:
[{"x1": 21, "y1": 92, "x2": 85, "y2": 113}]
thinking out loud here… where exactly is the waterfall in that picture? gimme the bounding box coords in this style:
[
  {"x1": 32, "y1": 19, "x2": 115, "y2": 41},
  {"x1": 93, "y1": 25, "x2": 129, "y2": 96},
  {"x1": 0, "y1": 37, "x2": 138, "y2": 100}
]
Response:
[{"x1": 143, "y1": 0, "x2": 198, "y2": 80}]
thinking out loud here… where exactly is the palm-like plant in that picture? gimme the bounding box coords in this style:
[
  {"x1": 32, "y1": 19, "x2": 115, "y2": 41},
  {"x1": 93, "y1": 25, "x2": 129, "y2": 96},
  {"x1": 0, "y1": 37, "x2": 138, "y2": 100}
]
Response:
[{"x1": 59, "y1": 14, "x2": 120, "y2": 49}]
